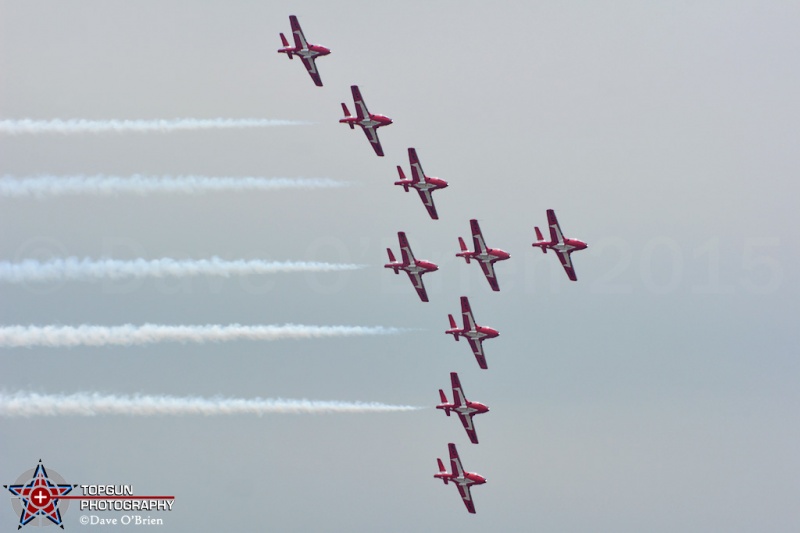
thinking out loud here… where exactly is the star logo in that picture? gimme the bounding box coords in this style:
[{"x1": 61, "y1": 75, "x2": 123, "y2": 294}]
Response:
[{"x1": 5, "y1": 460, "x2": 76, "y2": 529}]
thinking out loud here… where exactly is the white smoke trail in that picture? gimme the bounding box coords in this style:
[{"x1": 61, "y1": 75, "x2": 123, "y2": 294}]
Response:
[
  {"x1": 0, "y1": 324, "x2": 405, "y2": 348},
  {"x1": 0, "y1": 391, "x2": 422, "y2": 416},
  {"x1": 0, "y1": 175, "x2": 348, "y2": 198},
  {"x1": 0, "y1": 118, "x2": 309, "y2": 134},
  {"x1": 0, "y1": 257, "x2": 365, "y2": 283}
]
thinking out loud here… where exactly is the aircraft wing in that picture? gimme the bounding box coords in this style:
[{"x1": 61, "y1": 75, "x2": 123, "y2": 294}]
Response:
[
  {"x1": 547, "y1": 209, "x2": 566, "y2": 244},
  {"x1": 405, "y1": 271, "x2": 429, "y2": 302},
  {"x1": 555, "y1": 249, "x2": 578, "y2": 281},
  {"x1": 299, "y1": 56, "x2": 323, "y2": 86},
  {"x1": 467, "y1": 338, "x2": 488, "y2": 369},
  {"x1": 415, "y1": 189, "x2": 438, "y2": 219},
  {"x1": 451, "y1": 373, "x2": 465, "y2": 407},
  {"x1": 351, "y1": 85, "x2": 370, "y2": 119},
  {"x1": 289, "y1": 15, "x2": 308, "y2": 49},
  {"x1": 470, "y1": 219, "x2": 487, "y2": 253},
  {"x1": 478, "y1": 260, "x2": 500, "y2": 291},
  {"x1": 449, "y1": 443, "x2": 465, "y2": 478},
  {"x1": 449, "y1": 443, "x2": 477, "y2": 513},
  {"x1": 456, "y1": 483, "x2": 477, "y2": 514},
  {"x1": 397, "y1": 232, "x2": 416, "y2": 265},
  {"x1": 457, "y1": 412, "x2": 479, "y2": 444},
  {"x1": 408, "y1": 148, "x2": 424, "y2": 184},
  {"x1": 361, "y1": 126, "x2": 385, "y2": 156},
  {"x1": 460, "y1": 297, "x2": 475, "y2": 330}
]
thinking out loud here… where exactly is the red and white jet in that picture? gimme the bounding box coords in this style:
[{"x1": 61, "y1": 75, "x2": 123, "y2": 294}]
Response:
[
  {"x1": 456, "y1": 219, "x2": 510, "y2": 291},
  {"x1": 340, "y1": 85, "x2": 393, "y2": 156},
  {"x1": 395, "y1": 148, "x2": 448, "y2": 220},
  {"x1": 434, "y1": 443, "x2": 486, "y2": 514},
  {"x1": 532, "y1": 209, "x2": 588, "y2": 281},
  {"x1": 384, "y1": 232, "x2": 438, "y2": 302},
  {"x1": 437, "y1": 372, "x2": 489, "y2": 444},
  {"x1": 445, "y1": 296, "x2": 499, "y2": 370},
  {"x1": 278, "y1": 15, "x2": 331, "y2": 87}
]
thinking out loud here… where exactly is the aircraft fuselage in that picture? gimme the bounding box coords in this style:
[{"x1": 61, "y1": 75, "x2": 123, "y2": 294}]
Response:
[
  {"x1": 457, "y1": 402, "x2": 488, "y2": 416},
  {"x1": 465, "y1": 330, "x2": 487, "y2": 340},
  {"x1": 358, "y1": 114, "x2": 391, "y2": 129},
  {"x1": 458, "y1": 473, "x2": 486, "y2": 486},
  {"x1": 551, "y1": 239, "x2": 587, "y2": 253},
  {"x1": 472, "y1": 248, "x2": 509, "y2": 264}
]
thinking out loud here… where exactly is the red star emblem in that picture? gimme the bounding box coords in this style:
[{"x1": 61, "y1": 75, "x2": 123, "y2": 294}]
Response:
[{"x1": 5, "y1": 460, "x2": 75, "y2": 529}]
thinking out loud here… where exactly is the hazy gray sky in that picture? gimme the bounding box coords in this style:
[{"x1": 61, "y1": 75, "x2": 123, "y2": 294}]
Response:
[{"x1": 2, "y1": 1, "x2": 799, "y2": 531}]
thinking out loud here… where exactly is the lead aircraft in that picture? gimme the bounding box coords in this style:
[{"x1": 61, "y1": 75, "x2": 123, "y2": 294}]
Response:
[
  {"x1": 531, "y1": 209, "x2": 588, "y2": 281},
  {"x1": 339, "y1": 85, "x2": 393, "y2": 156},
  {"x1": 384, "y1": 232, "x2": 438, "y2": 302},
  {"x1": 437, "y1": 372, "x2": 489, "y2": 444},
  {"x1": 456, "y1": 219, "x2": 510, "y2": 291},
  {"x1": 434, "y1": 443, "x2": 486, "y2": 514},
  {"x1": 277, "y1": 15, "x2": 330, "y2": 87},
  {"x1": 395, "y1": 148, "x2": 448, "y2": 220},
  {"x1": 446, "y1": 296, "x2": 498, "y2": 369}
]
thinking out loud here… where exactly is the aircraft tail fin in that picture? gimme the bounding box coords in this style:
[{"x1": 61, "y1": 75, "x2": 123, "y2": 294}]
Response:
[
  {"x1": 458, "y1": 237, "x2": 470, "y2": 264},
  {"x1": 447, "y1": 314, "x2": 459, "y2": 340},
  {"x1": 386, "y1": 248, "x2": 399, "y2": 273},
  {"x1": 534, "y1": 226, "x2": 547, "y2": 253},
  {"x1": 340, "y1": 103, "x2": 355, "y2": 129},
  {"x1": 437, "y1": 458, "x2": 449, "y2": 483},
  {"x1": 396, "y1": 166, "x2": 409, "y2": 191},
  {"x1": 438, "y1": 389, "x2": 450, "y2": 414},
  {"x1": 280, "y1": 33, "x2": 292, "y2": 58}
]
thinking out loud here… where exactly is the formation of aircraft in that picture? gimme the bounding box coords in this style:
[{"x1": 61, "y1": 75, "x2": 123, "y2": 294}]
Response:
[
  {"x1": 437, "y1": 372, "x2": 489, "y2": 444},
  {"x1": 395, "y1": 148, "x2": 448, "y2": 220},
  {"x1": 532, "y1": 209, "x2": 588, "y2": 281},
  {"x1": 446, "y1": 296, "x2": 498, "y2": 370},
  {"x1": 456, "y1": 219, "x2": 511, "y2": 291},
  {"x1": 384, "y1": 232, "x2": 438, "y2": 302},
  {"x1": 277, "y1": 15, "x2": 330, "y2": 87},
  {"x1": 434, "y1": 443, "x2": 487, "y2": 514},
  {"x1": 340, "y1": 85, "x2": 393, "y2": 156},
  {"x1": 278, "y1": 16, "x2": 592, "y2": 516}
]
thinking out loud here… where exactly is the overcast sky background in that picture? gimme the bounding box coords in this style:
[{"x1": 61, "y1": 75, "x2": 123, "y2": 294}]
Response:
[{"x1": 1, "y1": 1, "x2": 799, "y2": 531}]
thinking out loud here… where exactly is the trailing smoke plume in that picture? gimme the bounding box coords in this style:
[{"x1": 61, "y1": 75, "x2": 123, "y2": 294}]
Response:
[
  {"x1": 0, "y1": 391, "x2": 422, "y2": 416},
  {"x1": 0, "y1": 175, "x2": 347, "y2": 198},
  {"x1": 0, "y1": 118, "x2": 308, "y2": 134},
  {"x1": 0, "y1": 324, "x2": 405, "y2": 348},
  {"x1": 0, "y1": 257, "x2": 365, "y2": 283}
]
